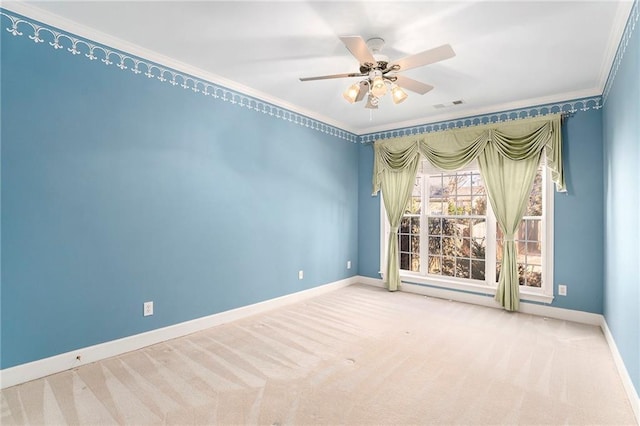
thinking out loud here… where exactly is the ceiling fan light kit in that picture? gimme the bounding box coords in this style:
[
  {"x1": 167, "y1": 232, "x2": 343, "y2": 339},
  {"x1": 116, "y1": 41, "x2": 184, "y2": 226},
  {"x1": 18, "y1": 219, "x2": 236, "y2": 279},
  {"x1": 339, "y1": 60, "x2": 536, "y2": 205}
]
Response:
[{"x1": 300, "y1": 36, "x2": 455, "y2": 109}]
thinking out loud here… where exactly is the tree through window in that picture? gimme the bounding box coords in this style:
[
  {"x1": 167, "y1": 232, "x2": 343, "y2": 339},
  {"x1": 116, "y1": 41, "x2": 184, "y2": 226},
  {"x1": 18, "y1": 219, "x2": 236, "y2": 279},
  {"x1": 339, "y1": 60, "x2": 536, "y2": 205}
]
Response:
[{"x1": 393, "y1": 160, "x2": 551, "y2": 295}]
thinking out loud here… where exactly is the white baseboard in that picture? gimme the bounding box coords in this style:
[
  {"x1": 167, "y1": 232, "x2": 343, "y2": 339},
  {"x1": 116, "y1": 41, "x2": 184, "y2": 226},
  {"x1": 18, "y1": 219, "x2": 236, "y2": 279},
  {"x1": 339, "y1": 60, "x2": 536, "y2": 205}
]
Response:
[
  {"x1": 601, "y1": 318, "x2": 640, "y2": 424},
  {"x1": 4, "y1": 274, "x2": 638, "y2": 425},
  {"x1": 356, "y1": 275, "x2": 386, "y2": 288},
  {"x1": 357, "y1": 275, "x2": 639, "y2": 424},
  {"x1": 0, "y1": 276, "x2": 358, "y2": 389},
  {"x1": 357, "y1": 275, "x2": 602, "y2": 324},
  {"x1": 518, "y1": 301, "x2": 603, "y2": 325}
]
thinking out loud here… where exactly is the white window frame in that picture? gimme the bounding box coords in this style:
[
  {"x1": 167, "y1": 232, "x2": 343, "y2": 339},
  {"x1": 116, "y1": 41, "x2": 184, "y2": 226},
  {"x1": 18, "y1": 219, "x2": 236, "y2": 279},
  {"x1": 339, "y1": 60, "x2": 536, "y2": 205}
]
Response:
[{"x1": 380, "y1": 158, "x2": 555, "y2": 304}]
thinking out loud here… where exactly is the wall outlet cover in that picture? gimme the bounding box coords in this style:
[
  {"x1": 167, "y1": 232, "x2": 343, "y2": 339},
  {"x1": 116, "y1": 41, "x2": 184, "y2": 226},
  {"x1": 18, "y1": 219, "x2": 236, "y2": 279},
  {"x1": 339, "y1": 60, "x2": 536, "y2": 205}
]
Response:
[{"x1": 143, "y1": 301, "x2": 154, "y2": 316}]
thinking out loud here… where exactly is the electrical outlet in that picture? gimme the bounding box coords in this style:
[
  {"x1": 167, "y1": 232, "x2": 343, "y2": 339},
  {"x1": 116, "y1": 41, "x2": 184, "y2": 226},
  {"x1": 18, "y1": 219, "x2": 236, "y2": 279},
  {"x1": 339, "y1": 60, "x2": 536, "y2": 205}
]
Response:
[
  {"x1": 558, "y1": 285, "x2": 567, "y2": 296},
  {"x1": 143, "y1": 301, "x2": 154, "y2": 316},
  {"x1": 298, "y1": 270, "x2": 304, "y2": 280},
  {"x1": 347, "y1": 260, "x2": 352, "y2": 269}
]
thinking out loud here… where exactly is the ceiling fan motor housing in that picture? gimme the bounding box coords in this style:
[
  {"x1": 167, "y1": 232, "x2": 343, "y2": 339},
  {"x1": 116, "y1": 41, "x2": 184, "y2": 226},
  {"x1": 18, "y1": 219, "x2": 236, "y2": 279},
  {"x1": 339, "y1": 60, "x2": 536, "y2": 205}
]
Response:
[
  {"x1": 365, "y1": 37, "x2": 390, "y2": 70},
  {"x1": 359, "y1": 61, "x2": 389, "y2": 74}
]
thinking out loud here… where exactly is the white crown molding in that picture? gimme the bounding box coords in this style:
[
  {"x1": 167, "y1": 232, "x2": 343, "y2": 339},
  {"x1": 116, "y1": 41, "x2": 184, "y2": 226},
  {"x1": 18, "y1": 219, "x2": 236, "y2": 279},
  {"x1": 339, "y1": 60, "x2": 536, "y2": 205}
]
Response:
[
  {"x1": 0, "y1": 276, "x2": 359, "y2": 389},
  {"x1": 597, "y1": 1, "x2": 635, "y2": 94},
  {"x1": 357, "y1": 87, "x2": 603, "y2": 136},
  {"x1": 603, "y1": 0, "x2": 639, "y2": 103},
  {"x1": 0, "y1": 2, "x2": 360, "y2": 139},
  {"x1": 2, "y1": 1, "x2": 634, "y2": 140}
]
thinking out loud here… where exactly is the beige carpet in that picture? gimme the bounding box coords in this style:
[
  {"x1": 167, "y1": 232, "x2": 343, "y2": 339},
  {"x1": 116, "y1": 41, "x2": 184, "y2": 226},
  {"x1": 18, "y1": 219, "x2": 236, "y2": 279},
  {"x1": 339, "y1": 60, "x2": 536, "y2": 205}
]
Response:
[{"x1": 1, "y1": 284, "x2": 636, "y2": 425}]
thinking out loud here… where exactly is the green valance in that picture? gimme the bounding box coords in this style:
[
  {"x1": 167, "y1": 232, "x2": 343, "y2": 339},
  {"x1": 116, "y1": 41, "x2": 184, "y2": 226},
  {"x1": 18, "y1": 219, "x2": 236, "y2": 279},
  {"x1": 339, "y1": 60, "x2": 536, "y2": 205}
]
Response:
[
  {"x1": 372, "y1": 114, "x2": 564, "y2": 311},
  {"x1": 373, "y1": 114, "x2": 565, "y2": 196}
]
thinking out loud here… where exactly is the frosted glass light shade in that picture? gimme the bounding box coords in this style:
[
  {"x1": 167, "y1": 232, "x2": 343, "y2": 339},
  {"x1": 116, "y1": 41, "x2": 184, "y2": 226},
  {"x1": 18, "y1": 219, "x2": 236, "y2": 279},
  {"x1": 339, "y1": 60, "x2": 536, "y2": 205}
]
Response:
[
  {"x1": 342, "y1": 83, "x2": 360, "y2": 103},
  {"x1": 391, "y1": 84, "x2": 408, "y2": 104},
  {"x1": 371, "y1": 76, "x2": 387, "y2": 97}
]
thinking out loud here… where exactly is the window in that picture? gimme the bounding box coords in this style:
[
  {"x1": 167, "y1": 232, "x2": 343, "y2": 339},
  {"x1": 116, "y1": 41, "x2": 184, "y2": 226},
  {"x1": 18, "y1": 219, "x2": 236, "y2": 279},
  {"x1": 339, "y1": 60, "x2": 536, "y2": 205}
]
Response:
[
  {"x1": 399, "y1": 176, "x2": 422, "y2": 272},
  {"x1": 382, "y1": 159, "x2": 554, "y2": 302},
  {"x1": 425, "y1": 170, "x2": 487, "y2": 281},
  {"x1": 496, "y1": 170, "x2": 544, "y2": 288}
]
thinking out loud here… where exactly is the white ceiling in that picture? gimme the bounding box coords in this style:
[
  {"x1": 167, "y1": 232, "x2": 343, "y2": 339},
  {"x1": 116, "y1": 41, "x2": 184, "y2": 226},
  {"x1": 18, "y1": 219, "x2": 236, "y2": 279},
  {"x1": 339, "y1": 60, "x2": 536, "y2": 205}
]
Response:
[{"x1": 6, "y1": 1, "x2": 634, "y2": 134}]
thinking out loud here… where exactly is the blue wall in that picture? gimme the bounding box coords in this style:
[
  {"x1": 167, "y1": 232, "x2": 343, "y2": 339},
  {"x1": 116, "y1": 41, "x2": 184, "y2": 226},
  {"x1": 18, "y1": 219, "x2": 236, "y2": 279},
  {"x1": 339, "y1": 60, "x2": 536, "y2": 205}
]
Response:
[
  {"x1": 357, "y1": 144, "x2": 380, "y2": 279},
  {"x1": 357, "y1": 107, "x2": 606, "y2": 314},
  {"x1": 1, "y1": 16, "x2": 358, "y2": 368},
  {"x1": 553, "y1": 109, "x2": 604, "y2": 313},
  {"x1": 602, "y1": 6, "x2": 639, "y2": 395},
  {"x1": 1, "y1": 8, "x2": 637, "y2": 400}
]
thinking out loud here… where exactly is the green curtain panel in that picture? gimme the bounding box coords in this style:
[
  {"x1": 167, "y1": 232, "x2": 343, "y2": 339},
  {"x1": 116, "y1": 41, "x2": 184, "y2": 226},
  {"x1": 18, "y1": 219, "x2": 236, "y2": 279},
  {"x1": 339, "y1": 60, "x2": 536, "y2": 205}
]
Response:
[
  {"x1": 477, "y1": 144, "x2": 542, "y2": 311},
  {"x1": 374, "y1": 140, "x2": 421, "y2": 291},
  {"x1": 372, "y1": 114, "x2": 564, "y2": 310}
]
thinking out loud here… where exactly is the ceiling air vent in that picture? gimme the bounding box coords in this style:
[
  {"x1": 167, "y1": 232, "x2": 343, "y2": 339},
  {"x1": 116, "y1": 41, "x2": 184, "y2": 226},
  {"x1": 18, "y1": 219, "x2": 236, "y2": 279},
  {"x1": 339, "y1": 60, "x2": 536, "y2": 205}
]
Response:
[{"x1": 434, "y1": 100, "x2": 465, "y2": 109}]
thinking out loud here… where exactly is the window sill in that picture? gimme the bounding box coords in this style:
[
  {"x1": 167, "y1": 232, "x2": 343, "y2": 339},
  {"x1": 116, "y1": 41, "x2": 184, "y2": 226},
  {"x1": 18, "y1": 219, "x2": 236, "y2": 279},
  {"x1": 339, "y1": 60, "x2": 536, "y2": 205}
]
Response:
[{"x1": 390, "y1": 272, "x2": 555, "y2": 304}]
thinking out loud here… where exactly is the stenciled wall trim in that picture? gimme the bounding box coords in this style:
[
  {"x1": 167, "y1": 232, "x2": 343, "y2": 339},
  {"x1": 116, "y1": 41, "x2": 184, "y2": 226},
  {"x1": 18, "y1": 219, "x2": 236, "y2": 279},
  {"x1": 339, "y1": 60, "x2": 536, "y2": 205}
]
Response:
[
  {"x1": 358, "y1": 96, "x2": 602, "y2": 143},
  {"x1": 1, "y1": 6, "x2": 630, "y2": 145},
  {"x1": 603, "y1": 0, "x2": 639, "y2": 103},
  {"x1": 0, "y1": 10, "x2": 359, "y2": 143}
]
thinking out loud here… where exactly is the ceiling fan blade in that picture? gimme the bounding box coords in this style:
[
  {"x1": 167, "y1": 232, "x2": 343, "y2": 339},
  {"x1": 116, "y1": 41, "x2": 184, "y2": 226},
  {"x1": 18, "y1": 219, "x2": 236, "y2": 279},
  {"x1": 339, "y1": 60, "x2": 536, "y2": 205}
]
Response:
[
  {"x1": 299, "y1": 72, "x2": 364, "y2": 82},
  {"x1": 339, "y1": 36, "x2": 376, "y2": 65},
  {"x1": 393, "y1": 44, "x2": 455, "y2": 72},
  {"x1": 395, "y1": 75, "x2": 434, "y2": 95},
  {"x1": 355, "y1": 80, "x2": 369, "y2": 102}
]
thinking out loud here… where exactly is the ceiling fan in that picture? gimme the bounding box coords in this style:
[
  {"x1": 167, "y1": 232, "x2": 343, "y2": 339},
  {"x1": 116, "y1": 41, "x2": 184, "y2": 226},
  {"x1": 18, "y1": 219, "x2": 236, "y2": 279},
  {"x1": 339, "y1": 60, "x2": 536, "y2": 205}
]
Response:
[{"x1": 299, "y1": 36, "x2": 455, "y2": 109}]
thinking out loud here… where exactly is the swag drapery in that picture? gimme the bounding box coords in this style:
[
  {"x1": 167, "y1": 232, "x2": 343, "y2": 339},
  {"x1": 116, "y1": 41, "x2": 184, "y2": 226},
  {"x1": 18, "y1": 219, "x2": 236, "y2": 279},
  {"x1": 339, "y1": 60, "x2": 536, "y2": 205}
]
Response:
[{"x1": 372, "y1": 114, "x2": 565, "y2": 311}]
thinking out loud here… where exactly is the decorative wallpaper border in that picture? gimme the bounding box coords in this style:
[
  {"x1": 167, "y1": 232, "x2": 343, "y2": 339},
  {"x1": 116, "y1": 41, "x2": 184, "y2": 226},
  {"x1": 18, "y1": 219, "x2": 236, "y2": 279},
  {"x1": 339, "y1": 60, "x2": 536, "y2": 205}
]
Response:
[
  {"x1": 0, "y1": 10, "x2": 359, "y2": 143},
  {"x1": 359, "y1": 97, "x2": 602, "y2": 143},
  {"x1": 0, "y1": 7, "x2": 629, "y2": 144},
  {"x1": 602, "y1": 0, "x2": 638, "y2": 103}
]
